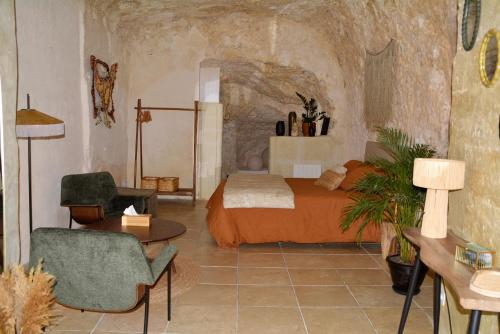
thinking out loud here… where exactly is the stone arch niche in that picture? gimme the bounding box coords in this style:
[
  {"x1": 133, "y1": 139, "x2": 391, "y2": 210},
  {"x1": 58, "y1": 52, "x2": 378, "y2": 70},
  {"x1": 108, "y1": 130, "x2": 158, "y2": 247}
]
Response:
[{"x1": 201, "y1": 59, "x2": 335, "y2": 178}]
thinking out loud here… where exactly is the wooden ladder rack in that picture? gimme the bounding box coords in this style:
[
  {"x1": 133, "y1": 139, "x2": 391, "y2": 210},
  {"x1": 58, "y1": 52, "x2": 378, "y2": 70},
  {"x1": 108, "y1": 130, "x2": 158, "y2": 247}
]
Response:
[{"x1": 133, "y1": 98, "x2": 199, "y2": 205}]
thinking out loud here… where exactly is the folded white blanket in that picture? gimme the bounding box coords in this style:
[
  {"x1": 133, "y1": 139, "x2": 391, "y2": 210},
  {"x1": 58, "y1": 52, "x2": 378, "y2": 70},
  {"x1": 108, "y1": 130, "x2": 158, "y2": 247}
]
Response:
[{"x1": 223, "y1": 174, "x2": 295, "y2": 209}]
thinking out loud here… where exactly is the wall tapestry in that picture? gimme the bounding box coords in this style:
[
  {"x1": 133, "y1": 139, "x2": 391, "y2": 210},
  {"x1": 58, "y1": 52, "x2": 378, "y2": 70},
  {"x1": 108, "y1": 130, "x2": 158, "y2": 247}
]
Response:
[
  {"x1": 364, "y1": 40, "x2": 395, "y2": 129},
  {"x1": 90, "y1": 55, "x2": 118, "y2": 128}
]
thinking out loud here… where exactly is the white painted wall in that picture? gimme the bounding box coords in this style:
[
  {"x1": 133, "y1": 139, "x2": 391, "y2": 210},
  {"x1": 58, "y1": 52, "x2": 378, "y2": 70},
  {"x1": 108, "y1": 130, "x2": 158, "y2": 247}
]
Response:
[
  {"x1": 125, "y1": 54, "x2": 200, "y2": 188},
  {"x1": 83, "y1": 4, "x2": 129, "y2": 185},
  {"x1": 17, "y1": 0, "x2": 86, "y2": 261},
  {"x1": 16, "y1": 0, "x2": 128, "y2": 262},
  {"x1": 0, "y1": 0, "x2": 20, "y2": 266}
]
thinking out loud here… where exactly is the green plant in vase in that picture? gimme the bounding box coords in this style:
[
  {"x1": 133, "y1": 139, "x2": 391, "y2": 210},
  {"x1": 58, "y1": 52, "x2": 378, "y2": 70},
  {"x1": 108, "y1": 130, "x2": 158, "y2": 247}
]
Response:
[
  {"x1": 296, "y1": 92, "x2": 325, "y2": 136},
  {"x1": 341, "y1": 127, "x2": 436, "y2": 294}
]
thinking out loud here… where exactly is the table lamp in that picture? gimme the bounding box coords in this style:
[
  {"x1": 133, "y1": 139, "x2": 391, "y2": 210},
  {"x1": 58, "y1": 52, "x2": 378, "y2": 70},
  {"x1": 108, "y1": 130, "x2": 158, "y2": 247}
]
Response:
[
  {"x1": 413, "y1": 158, "x2": 465, "y2": 238},
  {"x1": 16, "y1": 94, "x2": 64, "y2": 233}
]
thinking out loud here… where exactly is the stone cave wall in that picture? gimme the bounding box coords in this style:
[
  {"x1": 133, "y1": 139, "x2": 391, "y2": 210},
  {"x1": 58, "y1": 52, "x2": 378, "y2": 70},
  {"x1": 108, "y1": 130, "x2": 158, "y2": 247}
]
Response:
[
  {"x1": 444, "y1": 1, "x2": 500, "y2": 333},
  {"x1": 91, "y1": 0, "x2": 456, "y2": 184},
  {"x1": 218, "y1": 60, "x2": 335, "y2": 177}
]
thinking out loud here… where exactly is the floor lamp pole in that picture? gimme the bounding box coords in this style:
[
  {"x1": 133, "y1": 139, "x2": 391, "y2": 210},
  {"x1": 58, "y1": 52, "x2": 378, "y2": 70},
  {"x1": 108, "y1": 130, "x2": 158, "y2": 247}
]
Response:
[
  {"x1": 28, "y1": 137, "x2": 33, "y2": 234},
  {"x1": 26, "y1": 94, "x2": 33, "y2": 234}
]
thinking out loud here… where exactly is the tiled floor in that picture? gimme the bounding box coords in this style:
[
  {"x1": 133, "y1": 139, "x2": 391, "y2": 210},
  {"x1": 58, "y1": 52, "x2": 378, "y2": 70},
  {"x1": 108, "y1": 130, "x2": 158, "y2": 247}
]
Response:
[{"x1": 48, "y1": 200, "x2": 434, "y2": 333}]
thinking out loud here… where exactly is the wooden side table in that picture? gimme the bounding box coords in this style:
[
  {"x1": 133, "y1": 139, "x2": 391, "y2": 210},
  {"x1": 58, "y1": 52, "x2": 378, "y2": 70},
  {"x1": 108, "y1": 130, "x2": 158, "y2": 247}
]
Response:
[{"x1": 398, "y1": 228, "x2": 500, "y2": 334}]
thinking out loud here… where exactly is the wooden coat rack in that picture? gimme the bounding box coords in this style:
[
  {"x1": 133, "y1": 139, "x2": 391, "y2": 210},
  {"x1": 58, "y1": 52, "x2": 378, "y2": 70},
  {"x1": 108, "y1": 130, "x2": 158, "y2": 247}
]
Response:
[{"x1": 133, "y1": 99, "x2": 199, "y2": 205}]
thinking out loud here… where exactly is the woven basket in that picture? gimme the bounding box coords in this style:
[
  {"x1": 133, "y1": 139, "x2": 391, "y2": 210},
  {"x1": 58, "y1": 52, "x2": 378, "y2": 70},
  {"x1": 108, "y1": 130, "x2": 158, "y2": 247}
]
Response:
[
  {"x1": 141, "y1": 176, "x2": 159, "y2": 190},
  {"x1": 158, "y1": 177, "x2": 179, "y2": 192}
]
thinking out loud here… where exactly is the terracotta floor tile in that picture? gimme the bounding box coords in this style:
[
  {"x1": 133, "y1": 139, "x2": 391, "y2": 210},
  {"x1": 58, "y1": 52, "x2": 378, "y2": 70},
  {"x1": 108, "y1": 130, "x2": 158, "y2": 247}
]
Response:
[
  {"x1": 239, "y1": 267, "x2": 291, "y2": 285},
  {"x1": 194, "y1": 250, "x2": 237, "y2": 267},
  {"x1": 95, "y1": 302, "x2": 167, "y2": 332},
  {"x1": 47, "y1": 201, "x2": 433, "y2": 333},
  {"x1": 294, "y1": 286, "x2": 358, "y2": 307},
  {"x1": 166, "y1": 305, "x2": 236, "y2": 334},
  {"x1": 414, "y1": 286, "x2": 433, "y2": 308},
  {"x1": 288, "y1": 268, "x2": 343, "y2": 285},
  {"x1": 349, "y1": 286, "x2": 409, "y2": 307},
  {"x1": 370, "y1": 254, "x2": 390, "y2": 272},
  {"x1": 361, "y1": 243, "x2": 382, "y2": 254},
  {"x1": 329, "y1": 255, "x2": 379, "y2": 268},
  {"x1": 199, "y1": 267, "x2": 237, "y2": 284},
  {"x1": 238, "y1": 307, "x2": 306, "y2": 334},
  {"x1": 421, "y1": 270, "x2": 435, "y2": 287},
  {"x1": 284, "y1": 254, "x2": 336, "y2": 268},
  {"x1": 47, "y1": 304, "x2": 102, "y2": 331},
  {"x1": 320, "y1": 243, "x2": 366, "y2": 254},
  {"x1": 175, "y1": 284, "x2": 237, "y2": 306},
  {"x1": 338, "y1": 268, "x2": 392, "y2": 285},
  {"x1": 302, "y1": 307, "x2": 375, "y2": 334},
  {"x1": 239, "y1": 242, "x2": 282, "y2": 253},
  {"x1": 180, "y1": 228, "x2": 201, "y2": 240},
  {"x1": 364, "y1": 307, "x2": 433, "y2": 334},
  {"x1": 280, "y1": 242, "x2": 322, "y2": 253},
  {"x1": 239, "y1": 253, "x2": 285, "y2": 267},
  {"x1": 239, "y1": 285, "x2": 297, "y2": 307}
]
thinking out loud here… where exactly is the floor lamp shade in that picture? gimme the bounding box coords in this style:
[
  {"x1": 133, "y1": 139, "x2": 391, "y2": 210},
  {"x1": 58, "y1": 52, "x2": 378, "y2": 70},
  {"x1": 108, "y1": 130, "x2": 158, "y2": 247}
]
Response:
[
  {"x1": 413, "y1": 158, "x2": 465, "y2": 238},
  {"x1": 16, "y1": 106, "x2": 65, "y2": 234},
  {"x1": 16, "y1": 109, "x2": 65, "y2": 138}
]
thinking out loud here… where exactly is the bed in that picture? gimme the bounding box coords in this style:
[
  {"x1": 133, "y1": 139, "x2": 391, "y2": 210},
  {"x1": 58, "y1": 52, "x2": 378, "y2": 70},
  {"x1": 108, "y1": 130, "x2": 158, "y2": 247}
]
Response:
[{"x1": 206, "y1": 155, "x2": 383, "y2": 247}]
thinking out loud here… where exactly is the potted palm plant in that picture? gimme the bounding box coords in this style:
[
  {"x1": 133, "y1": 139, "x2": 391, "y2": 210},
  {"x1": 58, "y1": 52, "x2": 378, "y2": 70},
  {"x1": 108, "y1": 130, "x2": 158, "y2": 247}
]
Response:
[
  {"x1": 296, "y1": 92, "x2": 326, "y2": 136},
  {"x1": 341, "y1": 127, "x2": 436, "y2": 294}
]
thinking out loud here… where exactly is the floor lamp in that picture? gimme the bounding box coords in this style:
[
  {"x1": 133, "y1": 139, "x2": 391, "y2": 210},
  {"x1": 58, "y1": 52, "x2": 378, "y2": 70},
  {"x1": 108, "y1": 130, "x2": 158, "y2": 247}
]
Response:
[{"x1": 16, "y1": 94, "x2": 65, "y2": 233}]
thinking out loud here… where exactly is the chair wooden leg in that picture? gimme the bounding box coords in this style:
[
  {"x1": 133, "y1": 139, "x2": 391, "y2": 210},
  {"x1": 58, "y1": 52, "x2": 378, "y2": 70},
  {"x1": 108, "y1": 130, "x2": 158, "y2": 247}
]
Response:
[
  {"x1": 144, "y1": 286, "x2": 150, "y2": 334},
  {"x1": 69, "y1": 215, "x2": 72, "y2": 229},
  {"x1": 168, "y1": 263, "x2": 172, "y2": 321}
]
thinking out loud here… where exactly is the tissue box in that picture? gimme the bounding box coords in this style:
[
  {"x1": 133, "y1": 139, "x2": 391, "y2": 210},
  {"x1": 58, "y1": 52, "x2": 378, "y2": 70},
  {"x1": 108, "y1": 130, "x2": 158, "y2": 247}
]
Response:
[{"x1": 121, "y1": 214, "x2": 152, "y2": 227}]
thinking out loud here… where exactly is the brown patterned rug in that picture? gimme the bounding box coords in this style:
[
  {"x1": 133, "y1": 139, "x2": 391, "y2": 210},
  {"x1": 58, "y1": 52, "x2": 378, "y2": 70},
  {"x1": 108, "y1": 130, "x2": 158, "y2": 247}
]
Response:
[{"x1": 150, "y1": 255, "x2": 200, "y2": 303}]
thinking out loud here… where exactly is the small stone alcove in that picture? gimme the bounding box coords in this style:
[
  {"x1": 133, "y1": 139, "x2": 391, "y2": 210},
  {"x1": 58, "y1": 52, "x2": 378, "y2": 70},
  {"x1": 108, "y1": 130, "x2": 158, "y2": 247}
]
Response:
[{"x1": 207, "y1": 59, "x2": 334, "y2": 178}]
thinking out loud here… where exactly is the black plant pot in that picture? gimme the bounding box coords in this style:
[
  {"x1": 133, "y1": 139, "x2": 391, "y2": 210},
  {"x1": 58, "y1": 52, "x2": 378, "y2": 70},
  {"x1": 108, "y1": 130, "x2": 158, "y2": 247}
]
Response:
[
  {"x1": 276, "y1": 121, "x2": 285, "y2": 136},
  {"x1": 386, "y1": 254, "x2": 428, "y2": 295},
  {"x1": 320, "y1": 117, "x2": 330, "y2": 135}
]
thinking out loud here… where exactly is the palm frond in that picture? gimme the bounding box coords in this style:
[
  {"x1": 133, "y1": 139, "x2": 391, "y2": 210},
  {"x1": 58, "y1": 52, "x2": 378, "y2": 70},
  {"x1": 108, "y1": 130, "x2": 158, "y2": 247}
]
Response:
[{"x1": 342, "y1": 127, "x2": 436, "y2": 263}]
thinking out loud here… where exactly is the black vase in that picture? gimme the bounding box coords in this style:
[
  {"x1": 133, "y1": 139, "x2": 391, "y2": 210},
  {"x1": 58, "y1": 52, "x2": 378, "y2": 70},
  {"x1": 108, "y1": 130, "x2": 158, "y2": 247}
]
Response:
[
  {"x1": 288, "y1": 112, "x2": 297, "y2": 136},
  {"x1": 308, "y1": 122, "x2": 316, "y2": 136},
  {"x1": 320, "y1": 117, "x2": 330, "y2": 135},
  {"x1": 276, "y1": 121, "x2": 285, "y2": 136}
]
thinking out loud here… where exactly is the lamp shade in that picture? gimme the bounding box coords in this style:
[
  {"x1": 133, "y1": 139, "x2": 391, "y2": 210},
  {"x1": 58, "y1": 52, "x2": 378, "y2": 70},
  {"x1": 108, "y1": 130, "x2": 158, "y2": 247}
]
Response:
[
  {"x1": 413, "y1": 158, "x2": 466, "y2": 239},
  {"x1": 413, "y1": 158, "x2": 465, "y2": 190},
  {"x1": 16, "y1": 109, "x2": 65, "y2": 138}
]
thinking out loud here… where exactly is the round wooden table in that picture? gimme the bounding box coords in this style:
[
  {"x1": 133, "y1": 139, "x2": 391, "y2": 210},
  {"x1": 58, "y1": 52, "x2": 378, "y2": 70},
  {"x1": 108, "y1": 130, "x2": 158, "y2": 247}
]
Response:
[{"x1": 81, "y1": 217, "x2": 186, "y2": 244}]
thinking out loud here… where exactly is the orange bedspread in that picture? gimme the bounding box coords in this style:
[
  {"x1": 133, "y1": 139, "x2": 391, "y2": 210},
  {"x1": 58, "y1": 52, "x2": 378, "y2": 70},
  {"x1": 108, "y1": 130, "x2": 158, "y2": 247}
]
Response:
[{"x1": 206, "y1": 178, "x2": 380, "y2": 247}]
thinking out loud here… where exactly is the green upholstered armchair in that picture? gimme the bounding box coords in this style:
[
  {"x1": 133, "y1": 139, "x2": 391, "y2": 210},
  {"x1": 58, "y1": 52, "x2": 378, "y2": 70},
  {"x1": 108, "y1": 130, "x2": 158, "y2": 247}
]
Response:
[
  {"x1": 30, "y1": 228, "x2": 177, "y2": 333},
  {"x1": 61, "y1": 172, "x2": 149, "y2": 228}
]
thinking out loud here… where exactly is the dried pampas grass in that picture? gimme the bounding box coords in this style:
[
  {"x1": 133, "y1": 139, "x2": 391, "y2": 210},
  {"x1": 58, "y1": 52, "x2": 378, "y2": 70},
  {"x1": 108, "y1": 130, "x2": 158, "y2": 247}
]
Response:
[{"x1": 0, "y1": 262, "x2": 55, "y2": 334}]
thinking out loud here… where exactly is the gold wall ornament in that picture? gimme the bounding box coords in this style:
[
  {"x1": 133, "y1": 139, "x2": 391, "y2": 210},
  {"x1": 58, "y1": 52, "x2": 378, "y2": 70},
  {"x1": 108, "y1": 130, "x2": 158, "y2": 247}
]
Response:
[
  {"x1": 479, "y1": 29, "x2": 500, "y2": 87},
  {"x1": 90, "y1": 55, "x2": 118, "y2": 128}
]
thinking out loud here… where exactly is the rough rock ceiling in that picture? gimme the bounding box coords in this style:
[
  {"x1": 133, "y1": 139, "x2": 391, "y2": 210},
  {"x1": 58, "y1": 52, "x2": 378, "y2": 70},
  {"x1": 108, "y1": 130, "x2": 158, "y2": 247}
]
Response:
[
  {"x1": 89, "y1": 0, "x2": 391, "y2": 50},
  {"x1": 92, "y1": 0, "x2": 329, "y2": 33}
]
